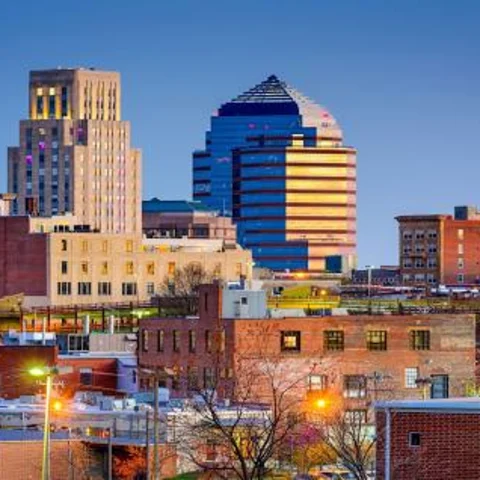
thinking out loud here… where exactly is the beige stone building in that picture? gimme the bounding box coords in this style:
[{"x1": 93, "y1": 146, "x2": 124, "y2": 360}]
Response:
[
  {"x1": 8, "y1": 68, "x2": 141, "y2": 234},
  {"x1": 0, "y1": 216, "x2": 252, "y2": 307}
]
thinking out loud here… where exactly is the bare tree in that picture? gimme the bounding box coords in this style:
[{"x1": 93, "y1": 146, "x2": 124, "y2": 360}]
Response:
[{"x1": 159, "y1": 263, "x2": 214, "y2": 315}]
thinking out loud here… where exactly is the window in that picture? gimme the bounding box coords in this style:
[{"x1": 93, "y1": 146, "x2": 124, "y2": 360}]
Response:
[
  {"x1": 78, "y1": 282, "x2": 92, "y2": 295},
  {"x1": 414, "y1": 259, "x2": 425, "y2": 268},
  {"x1": 168, "y1": 262, "x2": 175, "y2": 276},
  {"x1": 458, "y1": 229, "x2": 464, "y2": 240},
  {"x1": 81, "y1": 262, "x2": 89, "y2": 274},
  {"x1": 409, "y1": 330, "x2": 430, "y2": 350},
  {"x1": 414, "y1": 244, "x2": 424, "y2": 254},
  {"x1": 61, "y1": 239, "x2": 68, "y2": 251},
  {"x1": 61, "y1": 261, "x2": 68, "y2": 274},
  {"x1": 431, "y1": 375, "x2": 449, "y2": 399},
  {"x1": 146, "y1": 282, "x2": 155, "y2": 295},
  {"x1": 146, "y1": 262, "x2": 155, "y2": 275},
  {"x1": 409, "y1": 432, "x2": 421, "y2": 447},
  {"x1": 79, "y1": 368, "x2": 93, "y2": 386},
  {"x1": 403, "y1": 231, "x2": 413, "y2": 241},
  {"x1": 205, "y1": 330, "x2": 212, "y2": 353},
  {"x1": 57, "y1": 282, "x2": 71, "y2": 295},
  {"x1": 427, "y1": 230, "x2": 437, "y2": 240},
  {"x1": 415, "y1": 231, "x2": 424, "y2": 240},
  {"x1": 308, "y1": 374, "x2": 327, "y2": 391},
  {"x1": 157, "y1": 330, "x2": 164, "y2": 352},
  {"x1": 125, "y1": 262, "x2": 134, "y2": 275},
  {"x1": 122, "y1": 282, "x2": 137, "y2": 296},
  {"x1": 458, "y1": 258, "x2": 464, "y2": 269},
  {"x1": 189, "y1": 330, "x2": 196, "y2": 353},
  {"x1": 173, "y1": 330, "x2": 180, "y2": 352},
  {"x1": 345, "y1": 409, "x2": 367, "y2": 423},
  {"x1": 68, "y1": 334, "x2": 89, "y2": 352},
  {"x1": 204, "y1": 367, "x2": 215, "y2": 389},
  {"x1": 98, "y1": 282, "x2": 111, "y2": 296},
  {"x1": 427, "y1": 244, "x2": 437, "y2": 254},
  {"x1": 187, "y1": 366, "x2": 199, "y2": 390},
  {"x1": 102, "y1": 240, "x2": 108, "y2": 253},
  {"x1": 366, "y1": 331, "x2": 387, "y2": 351},
  {"x1": 101, "y1": 262, "x2": 109, "y2": 275},
  {"x1": 126, "y1": 240, "x2": 133, "y2": 252},
  {"x1": 324, "y1": 330, "x2": 344, "y2": 351},
  {"x1": 427, "y1": 258, "x2": 437, "y2": 268},
  {"x1": 457, "y1": 273, "x2": 465, "y2": 283},
  {"x1": 403, "y1": 245, "x2": 412, "y2": 254},
  {"x1": 458, "y1": 244, "x2": 464, "y2": 255},
  {"x1": 403, "y1": 259, "x2": 413, "y2": 268},
  {"x1": 142, "y1": 329, "x2": 149, "y2": 352},
  {"x1": 343, "y1": 375, "x2": 367, "y2": 398},
  {"x1": 81, "y1": 240, "x2": 88, "y2": 253},
  {"x1": 281, "y1": 331, "x2": 301, "y2": 352},
  {"x1": 427, "y1": 274, "x2": 436, "y2": 284},
  {"x1": 405, "y1": 368, "x2": 419, "y2": 388}
]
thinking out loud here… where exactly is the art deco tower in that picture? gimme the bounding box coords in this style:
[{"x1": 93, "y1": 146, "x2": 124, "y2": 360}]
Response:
[
  {"x1": 193, "y1": 75, "x2": 356, "y2": 273},
  {"x1": 8, "y1": 68, "x2": 142, "y2": 233}
]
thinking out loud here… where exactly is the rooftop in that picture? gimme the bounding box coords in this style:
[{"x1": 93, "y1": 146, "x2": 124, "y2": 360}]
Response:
[
  {"x1": 375, "y1": 398, "x2": 480, "y2": 412},
  {"x1": 142, "y1": 198, "x2": 218, "y2": 214},
  {"x1": 217, "y1": 74, "x2": 342, "y2": 138}
]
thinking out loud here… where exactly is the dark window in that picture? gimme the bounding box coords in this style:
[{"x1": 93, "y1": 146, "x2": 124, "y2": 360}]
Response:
[
  {"x1": 61, "y1": 239, "x2": 67, "y2": 251},
  {"x1": 324, "y1": 330, "x2": 344, "y2": 351},
  {"x1": 68, "y1": 335, "x2": 89, "y2": 352},
  {"x1": 409, "y1": 432, "x2": 421, "y2": 447},
  {"x1": 77, "y1": 282, "x2": 92, "y2": 295},
  {"x1": 98, "y1": 282, "x2": 111, "y2": 296},
  {"x1": 157, "y1": 330, "x2": 164, "y2": 352},
  {"x1": 142, "y1": 329, "x2": 149, "y2": 352},
  {"x1": 281, "y1": 331, "x2": 301, "y2": 352},
  {"x1": 173, "y1": 330, "x2": 180, "y2": 352},
  {"x1": 205, "y1": 330, "x2": 212, "y2": 353},
  {"x1": 49, "y1": 93, "x2": 56, "y2": 118},
  {"x1": 430, "y1": 375, "x2": 449, "y2": 399},
  {"x1": 204, "y1": 367, "x2": 215, "y2": 389},
  {"x1": 61, "y1": 261, "x2": 68, "y2": 274},
  {"x1": 57, "y1": 282, "x2": 71, "y2": 295},
  {"x1": 189, "y1": 330, "x2": 196, "y2": 353},
  {"x1": 343, "y1": 375, "x2": 367, "y2": 398},
  {"x1": 366, "y1": 331, "x2": 387, "y2": 351},
  {"x1": 409, "y1": 330, "x2": 430, "y2": 350},
  {"x1": 122, "y1": 282, "x2": 137, "y2": 296},
  {"x1": 79, "y1": 368, "x2": 93, "y2": 386},
  {"x1": 61, "y1": 87, "x2": 68, "y2": 117},
  {"x1": 188, "y1": 367, "x2": 199, "y2": 390}
]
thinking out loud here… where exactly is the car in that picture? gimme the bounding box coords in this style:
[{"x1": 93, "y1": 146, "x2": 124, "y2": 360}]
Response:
[{"x1": 308, "y1": 465, "x2": 356, "y2": 480}]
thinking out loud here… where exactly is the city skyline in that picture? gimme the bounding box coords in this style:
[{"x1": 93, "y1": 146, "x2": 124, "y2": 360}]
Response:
[{"x1": 1, "y1": 0, "x2": 480, "y2": 267}]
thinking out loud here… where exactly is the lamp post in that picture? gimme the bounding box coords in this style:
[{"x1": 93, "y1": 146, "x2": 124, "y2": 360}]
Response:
[{"x1": 29, "y1": 365, "x2": 72, "y2": 480}]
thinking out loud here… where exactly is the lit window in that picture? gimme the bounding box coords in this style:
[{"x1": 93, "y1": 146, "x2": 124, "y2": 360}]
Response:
[
  {"x1": 126, "y1": 240, "x2": 133, "y2": 252},
  {"x1": 458, "y1": 229, "x2": 464, "y2": 240},
  {"x1": 366, "y1": 331, "x2": 387, "y2": 351},
  {"x1": 142, "y1": 329, "x2": 149, "y2": 352},
  {"x1": 168, "y1": 262, "x2": 176, "y2": 276},
  {"x1": 101, "y1": 262, "x2": 109, "y2": 275},
  {"x1": 157, "y1": 330, "x2": 164, "y2": 352},
  {"x1": 126, "y1": 262, "x2": 134, "y2": 275},
  {"x1": 458, "y1": 244, "x2": 464, "y2": 255},
  {"x1": 281, "y1": 331, "x2": 301, "y2": 352},
  {"x1": 324, "y1": 330, "x2": 344, "y2": 351},
  {"x1": 81, "y1": 262, "x2": 89, "y2": 274},
  {"x1": 409, "y1": 330, "x2": 430, "y2": 350},
  {"x1": 173, "y1": 330, "x2": 180, "y2": 352},
  {"x1": 146, "y1": 262, "x2": 155, "y2": 275},
  {"x1": 308, "y1": 374, "x2": 327, "y2": 391},
  {"x1": 343, "y1": 375, "x2": 367, "y2": 398},
  {"x1": 405, "y1": 368, "x2": 419, "y2": 388}
]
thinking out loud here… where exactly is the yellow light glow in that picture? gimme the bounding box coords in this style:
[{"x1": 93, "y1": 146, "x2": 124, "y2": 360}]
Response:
[
  {"x1": 315, "y1": 398, "x2": 327, "y2": 409},
  {"x1": 29, "y1": 367, "x2": 47, "y2": 377},
  {"x1": 53, "y1": 400, "x2": 62, "y2": 412}
]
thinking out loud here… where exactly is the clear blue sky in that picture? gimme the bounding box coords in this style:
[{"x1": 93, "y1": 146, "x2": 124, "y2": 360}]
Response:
[{"x1": 1, "y1": 0, "x2": 479, "y2": 266}]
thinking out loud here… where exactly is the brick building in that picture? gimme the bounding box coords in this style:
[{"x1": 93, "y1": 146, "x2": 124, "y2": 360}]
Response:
[
  {"x1": 375, "y1": 398, "x2": 480, "y2": 480},
  {"x1": 397, "y1": 205, "x2": 480, "y2": 287},
  {"x1": 139, "y1": 285, "x2": 476, "y2": 409}
]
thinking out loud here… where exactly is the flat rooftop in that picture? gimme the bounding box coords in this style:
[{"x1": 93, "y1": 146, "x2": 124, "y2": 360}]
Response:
[{"x1": 375, "y1": 397, "x2": 480, "y2": 412}]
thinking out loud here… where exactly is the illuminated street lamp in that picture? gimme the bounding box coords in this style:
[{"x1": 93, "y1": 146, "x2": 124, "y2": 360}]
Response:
[{"x1": 29, "y1": 365, "x2": 72, "y2": 480}]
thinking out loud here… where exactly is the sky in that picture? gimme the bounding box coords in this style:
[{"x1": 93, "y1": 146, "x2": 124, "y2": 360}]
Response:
[{"x1": 1, "y1": 0, "x2": 479, "y2": 266}]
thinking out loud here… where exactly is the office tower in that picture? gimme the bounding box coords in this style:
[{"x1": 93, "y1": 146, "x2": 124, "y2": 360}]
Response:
[
  {"x1": 193, "y1": 75, "x2": 357, "y2": 272},
  {"x1": 8, "y1": 68, "x2": 141, "y2": 233}
]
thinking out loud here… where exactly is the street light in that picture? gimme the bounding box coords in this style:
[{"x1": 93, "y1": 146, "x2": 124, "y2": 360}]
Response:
[{"x1": 29, "y1": 365, "x2": 72, "y2": 480}]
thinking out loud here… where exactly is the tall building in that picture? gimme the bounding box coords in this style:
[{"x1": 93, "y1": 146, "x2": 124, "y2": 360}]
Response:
[
  {"x1": 8, "y1": 68, "x2": 141, "y2": 233},
  {"x1": 193, "y1": 75, "x2": 357, "y2": 273},
  {"x1": 397, "y1": 205, "x2": 480, "y2": 287}
]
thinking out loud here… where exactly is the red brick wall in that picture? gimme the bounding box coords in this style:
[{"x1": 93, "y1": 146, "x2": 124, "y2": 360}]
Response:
[
  {"x1": 0, "y1": 345, "x2": 57, "y2": 398},
  {"x1": 0, "y1": 217, "x2": 48, "y2": 297},
  {"x1": 443, "y1": 218, "x2": 480, "y2": 285},
  {"x1": 376, "y1": 409, "x2": 480, "y2": 480},
  {"x1": 58, "y1": 357, "x2": 118, "y2": 398}
]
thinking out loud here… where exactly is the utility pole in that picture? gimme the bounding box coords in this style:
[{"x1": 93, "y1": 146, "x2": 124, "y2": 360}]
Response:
[
  {"x1": 43, "y1": 373, "x2": 52, "y2": 480},
  {"x1": 145, "y1": 411, "x2": 150, "y2": 480},
  {"x1": 153, "y1": 368, "x2": 160, "y2": 480}
]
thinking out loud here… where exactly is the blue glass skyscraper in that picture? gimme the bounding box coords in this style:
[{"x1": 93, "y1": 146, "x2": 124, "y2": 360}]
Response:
[{"x1": 193, "y1": 75, "x2": 357, "y2": 273}]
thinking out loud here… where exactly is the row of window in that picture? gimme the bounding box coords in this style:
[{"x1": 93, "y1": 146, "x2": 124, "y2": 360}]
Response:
[
  {"x1": 280, "y1": 329, "x2": 431, "y2": 352},
  {"x1": 403, "y1": 245, "x2": 437, "y2": 254},
  {"x1": 402, "y1": 230, "x2": 438, "y2": 241},
  {"x1": 60, "y1": 239, "x2": 135, "y2": 253},
  {"x1": 402, "y1": 259, "x2": 437, "y2": 269},
  {"x1": 57, "y1": 282, "x2": 137, "y2": 296},
  {"x1": 141, "y1": 329, "x2": 224, "y2": 354},
  {"x1": 60, "y1": 260, "x2": 160, "y2": 276}
]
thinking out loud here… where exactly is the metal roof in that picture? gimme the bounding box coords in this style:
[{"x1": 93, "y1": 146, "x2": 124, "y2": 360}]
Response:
[{"x1": 142, "y1": 198, "x2": 217, "y2": 214}]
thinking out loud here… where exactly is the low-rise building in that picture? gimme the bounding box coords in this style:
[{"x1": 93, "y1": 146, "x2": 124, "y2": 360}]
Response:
[
  {"x1": 0, "y1": 216, "x2": 252, "y2": 307},
  {"x1": 139, "y1": 285, "x2": 476, "y2": 409},
  {"x1": 397, "y1": 205, "x2": 480, "y2": 287},
  {"x1": 375, "y1": 398, "x2": 480, "y2": 480}
]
